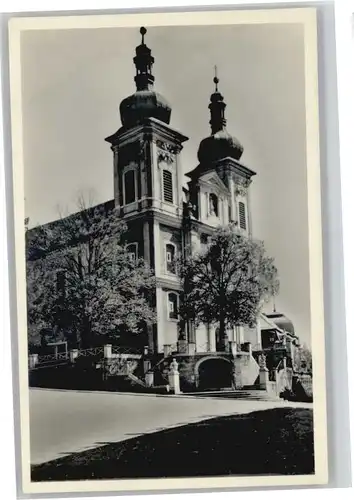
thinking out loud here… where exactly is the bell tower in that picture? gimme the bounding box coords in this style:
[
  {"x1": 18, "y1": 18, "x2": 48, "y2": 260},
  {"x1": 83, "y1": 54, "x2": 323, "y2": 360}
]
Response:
[
  {"x1": 105, "y1": 27, "x2": 188, "y2": 353},
  {"x1": 186, "y1": 69, "x2": 256, "y2": 236},
  {"x1": 105, "y1": 27, "x2": 188, "y2": 222}
]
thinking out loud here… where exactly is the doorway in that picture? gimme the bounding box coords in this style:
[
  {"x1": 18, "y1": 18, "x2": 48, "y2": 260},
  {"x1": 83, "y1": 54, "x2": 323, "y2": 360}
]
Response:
[{"x1": 197, "y1": 358, "x2": 232, "y2": 391}]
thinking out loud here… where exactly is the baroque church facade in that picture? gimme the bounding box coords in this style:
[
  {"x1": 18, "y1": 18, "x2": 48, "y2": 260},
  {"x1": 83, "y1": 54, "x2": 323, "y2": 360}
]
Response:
[
  {"x1": 105, "y1": 27, "x2": 264, "y2": 358},
  {"x1": 28, "y1": 27, "x2": 301, "y2": 390}
]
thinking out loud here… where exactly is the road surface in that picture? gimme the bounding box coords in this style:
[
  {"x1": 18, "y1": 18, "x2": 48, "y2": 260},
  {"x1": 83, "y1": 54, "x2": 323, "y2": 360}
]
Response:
[{"x1": 29, "y1": 388, "x2": 311, "y2": 465}]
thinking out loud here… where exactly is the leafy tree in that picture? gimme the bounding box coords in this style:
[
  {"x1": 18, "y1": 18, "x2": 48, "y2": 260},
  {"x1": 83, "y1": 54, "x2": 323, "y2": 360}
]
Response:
[
  {"x1": 179, "y1": 225, "x2": 279, "y2": 345},
  {"x1": 26, "y1": 201, "x2": 156, "y2": 349}
]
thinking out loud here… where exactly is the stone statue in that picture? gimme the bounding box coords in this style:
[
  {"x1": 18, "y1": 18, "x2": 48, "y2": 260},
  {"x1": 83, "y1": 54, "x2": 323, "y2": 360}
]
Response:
[
  {"x1": 187, "y1": 202, "x2": 195, "y2": 218},
  {"x1": 169, "y1": 358, "x2": 179, "y2": 374},
  {"x1": 258, "y1": 353, "x2": 267, "y2": 370}
]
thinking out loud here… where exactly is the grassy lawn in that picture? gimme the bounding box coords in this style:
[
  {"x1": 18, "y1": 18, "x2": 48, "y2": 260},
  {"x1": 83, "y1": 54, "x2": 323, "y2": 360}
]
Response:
[{"x1": 31, "y1": 407, "x2": 314, "y2": 481}]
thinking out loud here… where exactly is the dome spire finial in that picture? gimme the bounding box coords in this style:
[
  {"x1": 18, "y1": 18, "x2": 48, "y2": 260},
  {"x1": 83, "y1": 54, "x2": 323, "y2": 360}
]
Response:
[
  {"x1": 209, "y1": 67, "x2": 226, "y2": 134},
  {"x1": 213, "y1": 65, "x2": 219, "y2": 92},
  {"x1": 140, "y1": 26, "x2": 147, "y2": 44},
  {"x1": 197, "y1": 67, "x2": 244, "y2": 164},
  {"x1": 133, "y1": 26, "x2": 155, "y2": 91}
]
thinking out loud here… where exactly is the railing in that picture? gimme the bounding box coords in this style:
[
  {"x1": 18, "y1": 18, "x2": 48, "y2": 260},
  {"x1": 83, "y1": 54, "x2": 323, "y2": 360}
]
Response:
[
  {"x1": 163, "y1": 343, "x2": 178, "y2": 356},
  {"x1": 37, "y1": 354, "x2": 57, "y2": 362},
  {"x1": 195, "y1": 342, "x2": 209, "y2": 353},
  {"x1": 77, "y1": 347, "x2": 104, "y2": 357},
  {"x1": 111, "y1": 346, "x2": 139, "y2": 356},
  {"x1": 37, "y1": 352, "x2": 68, "y2": 363},
  {"x1": 30, "y1": 344, "x2": 144, "y2": 368}
]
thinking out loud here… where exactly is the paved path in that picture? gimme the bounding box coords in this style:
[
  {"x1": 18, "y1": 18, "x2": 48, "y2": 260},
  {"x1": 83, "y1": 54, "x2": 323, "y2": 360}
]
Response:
[{"x1": 30, "y1": 388, "x2": 312, "y2": 465}]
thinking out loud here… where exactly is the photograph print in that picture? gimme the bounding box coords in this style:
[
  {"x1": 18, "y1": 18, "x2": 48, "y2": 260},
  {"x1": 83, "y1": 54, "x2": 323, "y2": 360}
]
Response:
[{"x1": 8, "y1": 7, "x2": 327, "y2": 495}]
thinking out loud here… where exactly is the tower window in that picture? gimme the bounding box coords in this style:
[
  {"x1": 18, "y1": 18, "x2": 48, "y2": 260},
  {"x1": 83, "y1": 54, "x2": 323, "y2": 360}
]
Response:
[
  {"x1": 168, "y1": 292, "x2": 178, "y2": 320},
  {"x1": 201, "y1": 234, "x2": 208, "y2": 245},
  {"x1": 209, "y1": 193, "x2": 219, "y2": 216},
  {"x1": 166, "y1": 243, "x2": 176, "y2": 274},
  {"x1": 126, "y1": 243, "x2": 138, "y2": 261},
  {"x1": 163, "y1": 170, "x2": 174, "y2": 203},
  {"x1": 124, "y1": 169, "x2": 136, "y2": 205},
  {"x1": 239, "y1": 201, "x2": 247, "y2": 230}
]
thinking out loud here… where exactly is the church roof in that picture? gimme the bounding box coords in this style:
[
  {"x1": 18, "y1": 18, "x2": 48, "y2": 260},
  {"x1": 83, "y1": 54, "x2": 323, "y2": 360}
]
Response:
[
  {"x1": 265, "y1": 312, "x2": 296, "y2": 336},
  {"x1": 120, "y1": 90, "x2": 171, "y2": 129}
]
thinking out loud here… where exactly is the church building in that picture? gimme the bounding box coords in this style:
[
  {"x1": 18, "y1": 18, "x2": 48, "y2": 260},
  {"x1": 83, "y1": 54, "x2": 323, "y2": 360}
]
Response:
[
  {"x1": 27, "y1": 27, "x2": 301, "y2": 391},
  {"x1": 105, "y1": 27, "x2": 263, "y2": 357}
]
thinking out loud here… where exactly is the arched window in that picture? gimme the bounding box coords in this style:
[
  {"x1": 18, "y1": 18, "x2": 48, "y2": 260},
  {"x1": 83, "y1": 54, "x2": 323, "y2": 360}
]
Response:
[
  {"x1": 168, "y1": 292, "x2": 179, "y2": 320},
  {"x1": 163, "y1": 170, "x2": 174, "y2": 203},
  {"x1": 165, "y1": 243, "x2": 176, "y2": 274},
  {"x1": 123, "y1": 169, "x2": 136, "y2": 205},
  {"x1": 238, "y1": 201, "x2": 247, "y2": 230},
  {"x1": 126, "y1": 243, "x2": 138, "y2": 261},
  {"x1": 209, "y1": 193, "x2": 219, "y2": 216}
]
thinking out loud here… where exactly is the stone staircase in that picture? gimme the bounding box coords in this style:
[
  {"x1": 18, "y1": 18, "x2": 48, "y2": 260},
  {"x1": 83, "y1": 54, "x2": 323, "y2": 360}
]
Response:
[{"x1": 186, "y1": 389, "x2": 280, "y2": 402}]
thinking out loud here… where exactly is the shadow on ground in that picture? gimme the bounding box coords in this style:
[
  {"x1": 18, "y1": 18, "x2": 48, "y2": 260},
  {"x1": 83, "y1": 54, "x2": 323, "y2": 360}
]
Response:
[{"x1": 31, "y1": 407, "x2": 314, "y2": 481}]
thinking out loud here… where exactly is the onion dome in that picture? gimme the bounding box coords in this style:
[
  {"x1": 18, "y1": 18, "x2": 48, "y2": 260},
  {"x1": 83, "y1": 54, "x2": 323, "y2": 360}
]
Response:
[
  {"x1": 119, "y1": 27, "x2": 171, "y2": 128},
  {"x1": 266, "y1": 312, "x2": 296, "y2": 336},
  {"x1": 197, "y1": 68, "x2": 244, "y2": 164}
]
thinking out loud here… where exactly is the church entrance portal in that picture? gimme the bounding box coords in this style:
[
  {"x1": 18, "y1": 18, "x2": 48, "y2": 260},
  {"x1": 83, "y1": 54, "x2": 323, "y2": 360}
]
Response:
[{"x1": 197, "y1": 358, "x2": 232, "y2": 391}]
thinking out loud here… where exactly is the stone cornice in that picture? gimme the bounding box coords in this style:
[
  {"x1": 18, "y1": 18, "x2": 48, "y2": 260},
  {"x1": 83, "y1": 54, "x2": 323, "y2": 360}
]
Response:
[
  {"x1": 156, "y1": 277, "x2": 183, "y2": 291},
  {"x1": 186, "y1": 157, "x2": 257, "y2": 181},
  {"x1": 120, "y1": 207, "x2": 183, "y2": 229},
  {"x1": 105, "y1": 118, "x2": 188, "y2": 150},
  {"x1": 215, "y1": 157, "x2": 257, "y2": 179}
]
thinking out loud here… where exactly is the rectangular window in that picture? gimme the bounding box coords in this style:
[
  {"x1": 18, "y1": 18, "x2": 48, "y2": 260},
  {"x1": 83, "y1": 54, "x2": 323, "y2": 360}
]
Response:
[
  {"x1": 166, "y1": 244, "x2": 176, "y2": 274},
  {"x1": 168, "y1": 292, "x2": 178, "y2": 320},
  {"x1": 124, "y1": 170, "x2": 136, "y2": 205},
  {"x1": 209, "y1": 193, "x2": 219, "y2": 216},
  {"x1": 163, "y1": 170, "x2": 173, "y2": 203},
  {"x1": 239, "y1": 201, "x2": 247, "y2": 230},
  {"x1": 126, "y1": 243, "x2": 138, "y2": 261},
  {"x1": 201, "y1": 234, "x2": 208, "y2": 245}
]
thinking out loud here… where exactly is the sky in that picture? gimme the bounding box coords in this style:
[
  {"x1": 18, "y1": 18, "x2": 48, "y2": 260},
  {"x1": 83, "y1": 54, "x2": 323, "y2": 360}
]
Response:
[{"x1": 21, "y1": 22, "x2": 311, "y2": 345}]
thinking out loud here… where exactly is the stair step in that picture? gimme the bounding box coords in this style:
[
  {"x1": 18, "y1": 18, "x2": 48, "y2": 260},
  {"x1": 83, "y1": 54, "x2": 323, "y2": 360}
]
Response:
[{"x1": 187, "y1": 390, "x2": 279, "y2": 401}]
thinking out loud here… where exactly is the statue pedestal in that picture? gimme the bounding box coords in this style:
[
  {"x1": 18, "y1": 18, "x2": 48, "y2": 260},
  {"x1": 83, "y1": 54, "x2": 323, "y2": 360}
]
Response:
[
  {"x1": 177, "y1": 339, "x2": 188, "y2": 354},
  {"x1": 232, "y1": 358, "x2": 243, "y2": 389},
  {"x1": 69, "y1": 349, "x2": 79, "y2": 363},
  {"x1": 259, "y1": 368, "x2": 270, "y2": 391},
  {"x1": 145, "y1": 372, "x2": 154, "y2": 387},
  {"x1": 29, "y1": 353, "x2": 38, "y2": 369},
  {"x1": 168, "y1": 371, "x2": 181, "y2": 394},
  {"x1": 104, "y1": 344, "x2": 112, "y2": 359},
  {"x1": 168, "y1": 359, "x2": 181, "y2": 394}
]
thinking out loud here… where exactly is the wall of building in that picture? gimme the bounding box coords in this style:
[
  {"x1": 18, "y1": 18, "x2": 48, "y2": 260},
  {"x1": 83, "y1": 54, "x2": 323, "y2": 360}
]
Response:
[
  {"x1": 157, "y1": 224, "x2": 182, "y2": 278},
  {"x1": 244, "y1": 325, "x2": 261, "y2": 349},
  {"x1": 156, "y1": 287, "x2": 179, "y2": 352},
  {"x1": 195, "y1": 325, "x2": 209, "y2": 352}
]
